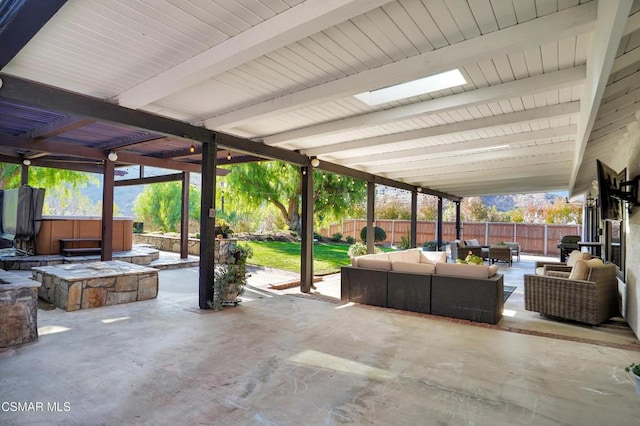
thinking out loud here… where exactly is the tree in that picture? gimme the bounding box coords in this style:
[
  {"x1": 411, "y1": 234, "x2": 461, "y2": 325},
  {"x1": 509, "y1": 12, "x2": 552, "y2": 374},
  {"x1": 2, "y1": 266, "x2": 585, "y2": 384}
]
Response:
[
  {"x1": 134, "y1": 182, "x2": 201, "y2": 232},
  {"x1": 0, "y1": 163, "x2": 95, "y2": 192},
  {"x1": 1, "y1": 164, "x2": 98, "y2": 215},
  {"x1": 223, "y1": 161, "x2": 366, "y2": 232},
  {"x1": 376, "y1": 196, "x2": 410, "y2": 219},
  {"x1": 544, "y1": 197, "x2": 583, "y2": 225},
  {"x1": 461, "y1": 197, "x2": 488, "y2": 222}
]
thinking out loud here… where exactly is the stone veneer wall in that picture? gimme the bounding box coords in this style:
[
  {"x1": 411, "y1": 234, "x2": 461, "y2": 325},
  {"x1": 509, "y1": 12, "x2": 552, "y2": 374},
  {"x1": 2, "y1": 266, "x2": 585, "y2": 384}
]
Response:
[
  {"x1": 0, "y1": 270, "x2": 40, "y2": 348},
  {"x1": 33, "y1": 261, "x2": 159, "y2": 312},
  {"x1": 132, "y1": 234, "x2": 236, "y2": 263}
]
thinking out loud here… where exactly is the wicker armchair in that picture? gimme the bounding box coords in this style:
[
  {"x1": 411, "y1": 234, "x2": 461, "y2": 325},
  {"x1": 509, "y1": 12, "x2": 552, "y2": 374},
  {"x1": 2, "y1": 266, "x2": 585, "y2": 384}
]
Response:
[
  {"x1": 534, "y1": 250, "x2": 591, "y2": 277},
  {"x1": 524, "y1": 263, "x2": 619, "y2": 325}
]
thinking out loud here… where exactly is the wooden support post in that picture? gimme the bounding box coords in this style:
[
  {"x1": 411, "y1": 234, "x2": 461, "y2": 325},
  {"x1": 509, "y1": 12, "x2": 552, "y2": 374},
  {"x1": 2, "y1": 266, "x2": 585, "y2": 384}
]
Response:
[
  {"x1": 437, "y1": 196, "x2": 443, "y2": 250},
  {"x1": 199, "y1": 139, "x2": 217, "y2": 309},
  {"x1": 455, "y1": 201, "x2": 462, "y2": 240},
  {"x1": 20, "y1": 163, "x2": 28, "y2": 186},
  {"x1": 300, "y1": 166, "x2": 313, "y2": 293},
  {"x1": 366, "y1": 181, "x2": 375, "y2": 254},
  {"x1": 101, "y1": 159, "x2": 114, "y2": 261},
  {"x1": 410, "y1": 190, "x2": 418, "y2": 248},
  {"x1": 180, "y1": 172, "x2": 189, "y2": 259}
]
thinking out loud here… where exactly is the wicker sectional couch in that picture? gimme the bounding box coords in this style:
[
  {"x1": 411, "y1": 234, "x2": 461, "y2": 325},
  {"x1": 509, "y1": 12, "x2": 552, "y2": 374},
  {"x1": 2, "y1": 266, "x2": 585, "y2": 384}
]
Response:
[{"x1": 341, "y1": 248, "x2": 504, "y2": 324}]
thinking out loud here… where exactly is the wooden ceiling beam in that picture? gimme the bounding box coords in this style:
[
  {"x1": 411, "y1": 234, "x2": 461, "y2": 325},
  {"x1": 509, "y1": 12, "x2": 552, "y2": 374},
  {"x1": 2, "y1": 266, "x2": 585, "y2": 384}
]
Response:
[
  {"x1": 116, "y1": 0, "x2": 393, "y2": 109},
  {"x1": 205, "y1": 2, "x2": 596, "y2": 130}
]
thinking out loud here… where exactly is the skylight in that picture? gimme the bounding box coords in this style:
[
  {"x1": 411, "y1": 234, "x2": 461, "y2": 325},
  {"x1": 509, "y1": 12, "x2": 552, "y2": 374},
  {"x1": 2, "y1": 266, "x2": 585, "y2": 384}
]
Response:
[{"x1": 354, "y1": 69, "x2": 467, "y2": 106}]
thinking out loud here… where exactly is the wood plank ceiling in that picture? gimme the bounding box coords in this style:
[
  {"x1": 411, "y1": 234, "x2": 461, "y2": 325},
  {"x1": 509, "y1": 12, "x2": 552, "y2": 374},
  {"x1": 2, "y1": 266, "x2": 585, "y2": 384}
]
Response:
[{"x1": 2, "y1": 0, "x2": 640, "y2": 198}]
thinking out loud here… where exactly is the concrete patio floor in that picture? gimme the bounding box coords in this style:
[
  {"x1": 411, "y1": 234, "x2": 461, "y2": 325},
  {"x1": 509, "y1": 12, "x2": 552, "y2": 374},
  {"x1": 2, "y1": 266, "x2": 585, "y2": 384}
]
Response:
[{"x1": 0, "y1": 261, "x2": 638, "y2": 425}]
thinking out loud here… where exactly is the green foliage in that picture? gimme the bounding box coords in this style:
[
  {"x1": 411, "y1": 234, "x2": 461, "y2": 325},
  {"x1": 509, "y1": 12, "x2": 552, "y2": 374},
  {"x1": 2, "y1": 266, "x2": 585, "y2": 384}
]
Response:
[
  {"x1": 345, "y1": 236, "x2": 355, "y2": 244},
  {"x1": 625, "y1": 362, "x2": 640, "y2": 376},
  {"x1": 456, "y1": 252, "x2": 484, "y2": 265},
  {"x1": 423, "y1": 240, "x2": 437, "y2": 250},
  {"x1": 223, "y1": 162, "x2": 366, "y2": 232},
  {"x1": 360, "y1": 226, "x2": 387, "y2": 243},
  {"x1": 134, "y1": 182, "x2": 201, "y2": 232},
  {"x1": 376, "y1": 197, "x2": 410, "y2": 219},
  {"x1": 215, "y1": 218, "x2": 233, "y2": 238},
  {"x1": 0, "y1": 164, "x2": 95, "y2": 190},
  {"x1": 331, "y1": 232, "x2": 343, "y2": 242},
  {"x1": 1, "y1": 164, "x2": 97, "y2": 215},
  {"x1": 399, "y1": 234, "x2": 411, "y2": 250},
  {"x1": 348, "y1": 242, "x2": 368, "y2": 257},
  {"x1": 211, "y1": 244, "x2": 252, "y2": 310}
]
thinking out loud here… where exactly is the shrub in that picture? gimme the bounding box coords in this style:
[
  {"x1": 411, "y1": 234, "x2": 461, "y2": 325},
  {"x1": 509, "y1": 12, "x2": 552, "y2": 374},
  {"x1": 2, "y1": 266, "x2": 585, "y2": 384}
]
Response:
[
  {"x1": 359, "y1": 226, "x2": 387, "y2": 243},
  {"x1": 331, "y1": 232, "x2": 343, "y2": 242},
  {"x1": 348, "y1": 242, "x2": 381, "y2": 257},
  {"x1": 345, "y1": 236, "x2": 355, "y2": 244},
  {"x1": 399, "y1": 234, "x2": 411, "y2": 250},
  {"x1": 348, "y1": 242, "x2": 368, "y2": 257}
]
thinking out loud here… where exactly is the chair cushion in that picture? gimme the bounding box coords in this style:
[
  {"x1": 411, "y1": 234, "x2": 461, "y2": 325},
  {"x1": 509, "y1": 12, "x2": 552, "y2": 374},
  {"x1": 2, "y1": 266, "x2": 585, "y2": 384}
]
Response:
[
  {"x1": 435, "y1": 262, "x2": 495, "y2": 279},
  {"x1": 420, "y1": 251, "x2": 447, "y2": 264},
  {"x1": 566, "y1": 250, "x2": 590, "y2": 267},
  {"x1": 391, "y1": 261, "x2": 435, "y2": 274},
  {"x1": 386, "y1": 251, "x2": 405, "y2": 263},
  {"x1": 354, "y1": 253, "x2": 390, "y2": 270},
  {"x1": 568, "y1": 257, "x2": 604, "y2": 281},
  {"x1": 400, "y1": 248, "x2": 422, "y2": 263},
  {"x1": 568, "y1": 260, "x2": 589, "y2": 280}
]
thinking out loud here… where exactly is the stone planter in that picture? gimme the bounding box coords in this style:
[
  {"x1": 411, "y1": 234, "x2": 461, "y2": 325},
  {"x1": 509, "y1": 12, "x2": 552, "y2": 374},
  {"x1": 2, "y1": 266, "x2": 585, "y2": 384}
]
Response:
[{"x1": 0, "y1": 270, "x2": 41, "y2": 348}]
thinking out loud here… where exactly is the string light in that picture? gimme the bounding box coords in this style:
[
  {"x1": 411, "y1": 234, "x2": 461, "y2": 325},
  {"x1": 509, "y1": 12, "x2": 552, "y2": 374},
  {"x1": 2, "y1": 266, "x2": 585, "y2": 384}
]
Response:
[
  {"x1": 226, "y1": 150, "x2": 232, "y2": 161},
  {"x1": 189, "y1": 144, "x2": 196, "y2": 153}
]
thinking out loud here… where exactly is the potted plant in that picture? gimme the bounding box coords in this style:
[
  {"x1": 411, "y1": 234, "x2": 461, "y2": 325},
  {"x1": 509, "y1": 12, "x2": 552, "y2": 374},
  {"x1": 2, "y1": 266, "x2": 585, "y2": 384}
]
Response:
[
  {"x1": 456, "y1": 250, "x2": 484, "y2": 265},
  {"x1": 423, "y1": 240, "x2": 438, "y2": 251},
  {"x1": 212, "y1": 244, "x2": 252, "y2": 309},
  {"x1": 215, "y1": 218, "x2": 233, "y2": 239},
  {"x1": 625, "y1": 362, "x2": 640, "y2": 395}
]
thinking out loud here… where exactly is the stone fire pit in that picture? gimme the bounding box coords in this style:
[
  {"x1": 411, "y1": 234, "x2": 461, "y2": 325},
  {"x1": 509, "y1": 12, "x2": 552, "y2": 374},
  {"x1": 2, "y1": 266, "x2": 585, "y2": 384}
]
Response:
[{"x1": 33, "y1": 260, "x2": 158, "y2": 312}]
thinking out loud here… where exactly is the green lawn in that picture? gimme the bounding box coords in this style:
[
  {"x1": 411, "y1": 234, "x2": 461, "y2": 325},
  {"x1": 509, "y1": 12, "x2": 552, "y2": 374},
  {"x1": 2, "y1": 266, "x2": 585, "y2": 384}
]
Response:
[{"x1": 243, "y1": 241, "x2": 392, "y2": 275}]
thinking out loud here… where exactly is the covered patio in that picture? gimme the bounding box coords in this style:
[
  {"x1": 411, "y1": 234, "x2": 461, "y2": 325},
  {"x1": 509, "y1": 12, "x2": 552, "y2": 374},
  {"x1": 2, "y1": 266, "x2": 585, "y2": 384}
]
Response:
[
  {"x1": 2, "y1": 1, "x2": 640, "y2": 423},
  {"x1": 0, "y1": 259, "x2": 637, "y2": 424}
]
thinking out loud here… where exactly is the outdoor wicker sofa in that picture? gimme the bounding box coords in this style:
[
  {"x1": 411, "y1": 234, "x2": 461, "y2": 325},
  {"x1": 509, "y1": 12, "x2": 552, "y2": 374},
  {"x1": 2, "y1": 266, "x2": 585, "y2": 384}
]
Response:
[
  {"x1": 524, "y1": 260, "x2": 619, "y2": 325},
  {"x1": 342, "y1": 248, "x2": 504, "y2": 324}
]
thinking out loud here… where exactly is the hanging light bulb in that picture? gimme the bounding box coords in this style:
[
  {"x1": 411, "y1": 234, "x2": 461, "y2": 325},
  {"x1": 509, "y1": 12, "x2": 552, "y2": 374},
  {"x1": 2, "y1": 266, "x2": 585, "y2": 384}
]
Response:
[
  {"x1": 226, "y1": 150, "x2": 232, "y2": 161},
  {"x1": 189, "y1": 144, "x2": 196, "y2": 153}
]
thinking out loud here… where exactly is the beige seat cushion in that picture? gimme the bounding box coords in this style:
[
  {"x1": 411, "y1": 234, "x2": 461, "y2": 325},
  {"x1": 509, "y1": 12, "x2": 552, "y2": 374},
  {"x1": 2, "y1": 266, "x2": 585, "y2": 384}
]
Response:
[
  {"x1": 420, "y1": 251, "x2": 447, "y2": 264},
  {"x1": 566, "y1": 250, "x2": 590, "y2": 267},
  {"x1": 354, "y1": 253, "x2": 391, "y2": 270},
  {"x1": 400, "y1": 248, "x2": 422, "y2": 263},
  {"x1": 391, "y1": 261, "x2": 435, "y2": 274},
  {"x1": 568, "y1": 258, "x2": 603, "y2": 281},
  {"x1": 435, "y1": 262, "x2": 495, "y2": 279}
]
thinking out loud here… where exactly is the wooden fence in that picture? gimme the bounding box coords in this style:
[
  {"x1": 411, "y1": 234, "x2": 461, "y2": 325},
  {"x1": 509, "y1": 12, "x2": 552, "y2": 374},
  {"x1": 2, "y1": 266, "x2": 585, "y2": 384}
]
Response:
[{"x1": 320, "y1": 219, "x2": 582, "y2": 256}]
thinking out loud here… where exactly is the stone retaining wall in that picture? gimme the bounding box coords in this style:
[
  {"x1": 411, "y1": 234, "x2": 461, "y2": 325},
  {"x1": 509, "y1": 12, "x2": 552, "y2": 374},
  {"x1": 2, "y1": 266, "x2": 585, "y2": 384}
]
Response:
[
  {"x1": 0, "y1": 270, "x2": 40, "y2": 348},
  {"x1": 132, "y1": 234, "x2": 236, "y2": 263}
]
